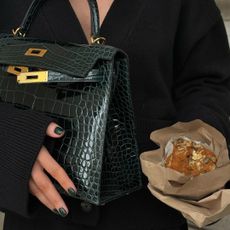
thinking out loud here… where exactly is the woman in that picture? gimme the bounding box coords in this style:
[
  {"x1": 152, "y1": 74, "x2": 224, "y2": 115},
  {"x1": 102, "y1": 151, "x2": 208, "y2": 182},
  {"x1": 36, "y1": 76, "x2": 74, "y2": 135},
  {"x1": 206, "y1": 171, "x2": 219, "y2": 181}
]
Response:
[{"x1": 0, "y1": 0, "x2": 230, "y2": 229}]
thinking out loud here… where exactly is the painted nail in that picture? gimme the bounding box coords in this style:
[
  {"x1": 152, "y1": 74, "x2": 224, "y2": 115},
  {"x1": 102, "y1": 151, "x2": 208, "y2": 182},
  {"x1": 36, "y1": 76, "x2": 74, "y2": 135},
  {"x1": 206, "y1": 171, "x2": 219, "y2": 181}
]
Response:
[
  {"x1": 54, "y1": 126, "x2": 64, "y2": 135},
  {"x1": 58, "y1": 207, "x2": 68, "y2": 217},
  {"x1": 67, "y1": 188, "x2": 77, "y2": 198}
]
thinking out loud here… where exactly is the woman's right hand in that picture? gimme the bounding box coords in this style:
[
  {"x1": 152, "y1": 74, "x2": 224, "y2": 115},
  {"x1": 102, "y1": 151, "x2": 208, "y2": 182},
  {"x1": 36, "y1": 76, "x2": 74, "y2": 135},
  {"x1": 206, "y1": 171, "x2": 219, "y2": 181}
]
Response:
[{"x1": 29, "y1": 122, "x2": 77, "y2": 217}]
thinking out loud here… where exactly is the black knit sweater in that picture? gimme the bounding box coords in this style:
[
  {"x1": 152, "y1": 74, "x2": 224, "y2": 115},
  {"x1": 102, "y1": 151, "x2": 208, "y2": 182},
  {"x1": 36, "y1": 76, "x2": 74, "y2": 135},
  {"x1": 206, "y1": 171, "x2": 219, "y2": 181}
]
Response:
[{"x1": 0, "y1": 0, "x2": 230, "y2": 229}]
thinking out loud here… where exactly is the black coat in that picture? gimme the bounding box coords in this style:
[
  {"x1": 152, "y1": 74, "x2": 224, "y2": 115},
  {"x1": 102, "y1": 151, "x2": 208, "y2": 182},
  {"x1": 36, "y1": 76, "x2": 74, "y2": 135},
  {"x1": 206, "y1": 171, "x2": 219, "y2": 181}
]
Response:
[{"x1": 0, "y1": 0, "x2": 230, "y2": 229}]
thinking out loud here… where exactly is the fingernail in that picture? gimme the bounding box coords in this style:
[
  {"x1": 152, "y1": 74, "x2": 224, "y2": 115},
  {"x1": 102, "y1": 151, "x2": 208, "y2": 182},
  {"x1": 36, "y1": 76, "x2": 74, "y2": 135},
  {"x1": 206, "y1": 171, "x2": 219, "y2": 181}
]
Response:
[
  {"x1": 58, "y1": 207, "x2": 68, "y2": 217},
  {"x1": 67, "y1": 188, "x2": 77, "y2": 198},
  {"x1": 54, "y1": 126, "x2": 64, "y2": 135}
]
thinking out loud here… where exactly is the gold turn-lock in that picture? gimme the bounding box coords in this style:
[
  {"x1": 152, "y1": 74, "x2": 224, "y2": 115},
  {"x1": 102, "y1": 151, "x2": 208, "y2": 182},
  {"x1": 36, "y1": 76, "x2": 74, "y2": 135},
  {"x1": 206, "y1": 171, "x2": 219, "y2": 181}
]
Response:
[
  {"x1": 90, "y1": 36, "x2": 106, "y2": 45},
  {"x1": 7, "y1": 66, "x2": 29, "y2": 75},
  {"x1": 17, "y1": 71, "x2": 48, "y2": 84}
]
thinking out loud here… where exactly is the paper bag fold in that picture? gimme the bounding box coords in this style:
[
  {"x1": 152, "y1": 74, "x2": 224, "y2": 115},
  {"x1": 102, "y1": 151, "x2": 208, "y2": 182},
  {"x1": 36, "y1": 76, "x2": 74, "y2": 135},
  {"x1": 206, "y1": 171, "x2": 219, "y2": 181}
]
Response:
[{"x1": 140, "y1": 119, "x2": 230, "y2": 227}]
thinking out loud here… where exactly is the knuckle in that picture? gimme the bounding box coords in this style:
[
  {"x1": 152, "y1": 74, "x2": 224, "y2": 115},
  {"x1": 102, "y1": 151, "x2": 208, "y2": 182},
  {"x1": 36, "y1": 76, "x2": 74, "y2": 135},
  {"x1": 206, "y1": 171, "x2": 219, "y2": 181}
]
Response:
[{"x1": 37, "y1": 180, "x2": 50, "y2": 192}]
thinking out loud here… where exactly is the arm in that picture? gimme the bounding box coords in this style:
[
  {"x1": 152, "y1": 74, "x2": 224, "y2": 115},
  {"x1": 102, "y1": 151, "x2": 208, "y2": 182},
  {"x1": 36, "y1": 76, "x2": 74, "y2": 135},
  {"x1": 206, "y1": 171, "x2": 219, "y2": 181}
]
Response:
[{"x1": 173, "y1": 0, "x2": 230, "y2": 144}]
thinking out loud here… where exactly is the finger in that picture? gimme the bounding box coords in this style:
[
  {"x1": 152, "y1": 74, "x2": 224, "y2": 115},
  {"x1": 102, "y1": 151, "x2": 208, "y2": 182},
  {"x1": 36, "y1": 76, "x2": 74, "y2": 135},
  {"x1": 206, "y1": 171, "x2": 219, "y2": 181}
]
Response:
[
  {"x1": 31, "y1": 161, "x2": 69, "y2": 217},
  {"x1": 38, "y1": 146, "x2": 77, "y2": 197},
  {"x1": 46, "y1": 122, "x2": 65, "y2": 138},
  {"x1": 29, "y1": 178, "x2": 66, "y2": 217},
  {"x1": 29, "y1": 178, "x2": 54, "y2": 212}
]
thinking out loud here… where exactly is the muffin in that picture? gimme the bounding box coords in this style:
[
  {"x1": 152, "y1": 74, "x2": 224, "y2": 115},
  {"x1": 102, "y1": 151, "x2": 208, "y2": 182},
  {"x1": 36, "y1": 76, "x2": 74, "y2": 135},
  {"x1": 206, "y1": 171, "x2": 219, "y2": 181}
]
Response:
[{"x1": 163, "y1": 137, "x2": 217, "y2": 176}]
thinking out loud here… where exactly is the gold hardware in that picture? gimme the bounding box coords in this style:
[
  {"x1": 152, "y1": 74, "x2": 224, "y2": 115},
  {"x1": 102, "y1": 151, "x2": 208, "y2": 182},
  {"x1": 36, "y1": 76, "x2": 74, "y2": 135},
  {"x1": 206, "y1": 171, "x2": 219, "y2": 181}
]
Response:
[
  {"x1": 7, "y1": 66, "x2": 29, "y2": 75},
  {"x1": 90, "y1": 36, "x2": 106, "y2": 45},
  {"x1": 24, "y1": 48, "x2": 48, "y2": 57},
  {"x1": 17, "y1": 71, "x2": 48, "y2": 84},
  {"x1": 12, "y1": 27, "x2": 25, "y2": 37}
]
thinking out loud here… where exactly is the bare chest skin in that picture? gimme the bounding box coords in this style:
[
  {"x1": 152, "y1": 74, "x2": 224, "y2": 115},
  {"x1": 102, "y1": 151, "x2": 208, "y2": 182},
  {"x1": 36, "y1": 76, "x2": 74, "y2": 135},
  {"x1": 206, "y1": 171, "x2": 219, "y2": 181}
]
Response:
[{"x1": 69, "y1": 0, "x2": 114, "y2": 43}]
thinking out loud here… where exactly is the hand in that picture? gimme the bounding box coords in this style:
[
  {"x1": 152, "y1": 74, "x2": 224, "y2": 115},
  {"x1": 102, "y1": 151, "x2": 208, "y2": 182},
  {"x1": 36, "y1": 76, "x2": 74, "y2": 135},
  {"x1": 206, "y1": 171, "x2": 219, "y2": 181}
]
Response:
[{"x1": 29, "y1": 122, "x2": 77, "y2": 217}]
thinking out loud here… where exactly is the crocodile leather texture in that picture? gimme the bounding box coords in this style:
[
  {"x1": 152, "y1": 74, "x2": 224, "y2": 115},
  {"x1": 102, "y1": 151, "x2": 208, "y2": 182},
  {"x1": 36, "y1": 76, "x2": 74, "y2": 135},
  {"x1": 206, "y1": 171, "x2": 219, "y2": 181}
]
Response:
[{"x1": 0, "y1": 35, "x2": 142, "y2": 205}]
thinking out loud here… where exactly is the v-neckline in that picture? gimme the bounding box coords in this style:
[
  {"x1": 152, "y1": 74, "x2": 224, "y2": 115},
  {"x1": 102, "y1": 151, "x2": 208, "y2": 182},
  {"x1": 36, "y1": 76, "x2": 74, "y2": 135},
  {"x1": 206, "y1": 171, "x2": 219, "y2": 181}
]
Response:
[
  {"x1": 66, "y1": 0, "x2": 117, "y2": 44},
  {"x1": 41, "y1": 0, "x2": 144, "y2": 47}
]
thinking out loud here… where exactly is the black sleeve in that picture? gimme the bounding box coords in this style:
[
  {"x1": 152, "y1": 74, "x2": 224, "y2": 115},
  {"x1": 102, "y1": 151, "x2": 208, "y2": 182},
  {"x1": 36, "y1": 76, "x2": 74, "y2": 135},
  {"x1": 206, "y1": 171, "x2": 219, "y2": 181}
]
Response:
[
  {"x1": 0, "y1": 0, "x2": 55, "y2": 218},
  {"x1": 173, "y1": 0, "x2": 230, "y2": 144},
  {"x1": 0, "y1": 104, "x2": 53, "y2": 218},
  {"x1": 0, "y1": 0, "x2": 58, "y2": 219}
]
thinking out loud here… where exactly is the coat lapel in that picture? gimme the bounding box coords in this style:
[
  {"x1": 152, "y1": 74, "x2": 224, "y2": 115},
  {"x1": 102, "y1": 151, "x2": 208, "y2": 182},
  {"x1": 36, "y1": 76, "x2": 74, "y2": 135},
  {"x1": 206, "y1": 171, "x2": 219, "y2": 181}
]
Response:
[
  {"x1": 100, "y1": 0, "x2": 145, "y2": 47},
  {"x1": 41, "y1": 0, "x2": 145, "y2": 47}
]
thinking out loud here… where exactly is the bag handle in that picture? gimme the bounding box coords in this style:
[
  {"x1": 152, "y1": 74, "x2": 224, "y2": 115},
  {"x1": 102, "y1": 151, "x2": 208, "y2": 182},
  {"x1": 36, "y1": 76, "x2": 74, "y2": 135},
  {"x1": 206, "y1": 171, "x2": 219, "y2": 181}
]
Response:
[{"x1": 12, "y1": 0, "x2": 105, "y2": 44}]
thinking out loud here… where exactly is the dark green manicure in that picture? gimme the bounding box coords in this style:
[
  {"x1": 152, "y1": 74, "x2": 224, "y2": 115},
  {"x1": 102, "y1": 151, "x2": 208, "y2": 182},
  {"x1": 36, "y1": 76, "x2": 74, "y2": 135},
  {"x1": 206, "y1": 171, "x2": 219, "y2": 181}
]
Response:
[
  {"x1": 67, "y1": 188, "x2": 77, "y2": 198},
  {"x1": 58, "y1": 207, "x2": 68, "y2": 217},
  {"x1": 54, "y1": 126, "x2": 64, "y2": 135}
]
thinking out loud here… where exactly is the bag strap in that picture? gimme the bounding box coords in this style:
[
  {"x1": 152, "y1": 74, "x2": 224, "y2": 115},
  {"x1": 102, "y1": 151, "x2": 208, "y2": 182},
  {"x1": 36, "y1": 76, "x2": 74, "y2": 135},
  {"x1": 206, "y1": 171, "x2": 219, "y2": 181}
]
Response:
[{"x1": 12, "y1": 0, "x2": 105, "y2": 44}]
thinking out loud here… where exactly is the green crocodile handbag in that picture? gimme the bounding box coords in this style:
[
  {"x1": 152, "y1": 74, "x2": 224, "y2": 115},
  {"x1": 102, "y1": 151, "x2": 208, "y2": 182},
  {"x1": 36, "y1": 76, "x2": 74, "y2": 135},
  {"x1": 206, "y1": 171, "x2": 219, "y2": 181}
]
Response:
[{"x1": 0, "y1": 0, "x2": 142, "y2": 205}]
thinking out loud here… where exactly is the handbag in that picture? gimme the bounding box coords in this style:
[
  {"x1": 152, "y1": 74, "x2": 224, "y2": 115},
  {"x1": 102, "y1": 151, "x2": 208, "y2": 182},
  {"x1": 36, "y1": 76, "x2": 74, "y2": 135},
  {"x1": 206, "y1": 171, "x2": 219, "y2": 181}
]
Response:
[{"x1": 0, "y1": 0, "x2": 142, "y2": 205}]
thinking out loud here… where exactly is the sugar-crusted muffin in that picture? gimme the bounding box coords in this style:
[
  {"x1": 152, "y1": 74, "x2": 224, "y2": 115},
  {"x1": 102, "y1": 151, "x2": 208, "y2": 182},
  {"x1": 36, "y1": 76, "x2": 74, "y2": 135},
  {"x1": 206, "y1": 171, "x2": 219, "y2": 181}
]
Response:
[{"x1": 163, "y1": 137, "x2": 217, "y2": 176}]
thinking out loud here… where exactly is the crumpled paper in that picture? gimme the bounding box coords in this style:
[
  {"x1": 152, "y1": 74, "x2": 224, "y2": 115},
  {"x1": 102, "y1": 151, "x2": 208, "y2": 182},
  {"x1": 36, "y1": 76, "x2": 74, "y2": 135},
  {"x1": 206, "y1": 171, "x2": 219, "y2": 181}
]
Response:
[{"x1": 140, "y1": 119, "x2": 230, "y2": 228}]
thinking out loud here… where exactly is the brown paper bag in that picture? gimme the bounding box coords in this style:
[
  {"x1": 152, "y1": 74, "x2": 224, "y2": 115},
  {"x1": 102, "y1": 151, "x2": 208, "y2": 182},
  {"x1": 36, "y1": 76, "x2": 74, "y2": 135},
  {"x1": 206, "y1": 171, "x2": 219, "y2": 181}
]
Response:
[
  {"x1": 140, "y1": 119, "x2": 230, "y2": 227},
  {"x1": 148, "y1": 185, "x2": 230, "y2": 228}
]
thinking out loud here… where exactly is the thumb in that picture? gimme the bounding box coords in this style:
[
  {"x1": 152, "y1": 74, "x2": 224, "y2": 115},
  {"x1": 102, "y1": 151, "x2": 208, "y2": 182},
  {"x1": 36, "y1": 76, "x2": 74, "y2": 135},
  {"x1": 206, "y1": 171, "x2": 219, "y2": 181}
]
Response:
[{"x1": 46, "y1": 122, "x2": 65, "y2": 138}]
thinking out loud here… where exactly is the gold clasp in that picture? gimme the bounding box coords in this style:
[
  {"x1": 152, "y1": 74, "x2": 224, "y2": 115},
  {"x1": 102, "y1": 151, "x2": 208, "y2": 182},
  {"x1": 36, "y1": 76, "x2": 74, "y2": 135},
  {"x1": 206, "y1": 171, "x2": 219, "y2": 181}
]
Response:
[
  {"x1": 17, "y1": 71, "x2": 48, "y2": 84},
  {"x1": 7, "y1": 66, "x2": 29, "y2": 75},
  {"x1": 24, "y1": 48, "x2": 48, "y2": 57}
]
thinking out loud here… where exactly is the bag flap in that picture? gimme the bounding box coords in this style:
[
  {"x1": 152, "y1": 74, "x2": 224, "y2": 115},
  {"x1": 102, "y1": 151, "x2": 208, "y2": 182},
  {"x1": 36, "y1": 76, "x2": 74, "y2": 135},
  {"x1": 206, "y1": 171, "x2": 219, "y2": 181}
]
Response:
[{"x1": 0, "y1": 35, "x2": 120, "y2": 78}]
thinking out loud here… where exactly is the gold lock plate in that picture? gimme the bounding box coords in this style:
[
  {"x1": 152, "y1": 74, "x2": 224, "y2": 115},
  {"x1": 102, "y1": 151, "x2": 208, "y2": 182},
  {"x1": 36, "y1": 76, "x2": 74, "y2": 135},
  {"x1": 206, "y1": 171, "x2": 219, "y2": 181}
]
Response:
[
  {"x1": 7, "y1": 66, "x2": 29, "y2": 75},
  {"x1": 17, "y1": 71, "x2": 48, "y2": 84},
  {"x1": 24, "y1": 48, "x2": 48, "y2": 57}
]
